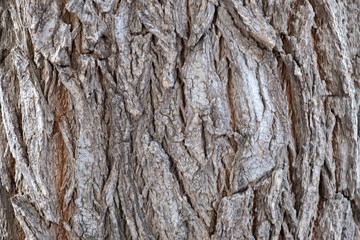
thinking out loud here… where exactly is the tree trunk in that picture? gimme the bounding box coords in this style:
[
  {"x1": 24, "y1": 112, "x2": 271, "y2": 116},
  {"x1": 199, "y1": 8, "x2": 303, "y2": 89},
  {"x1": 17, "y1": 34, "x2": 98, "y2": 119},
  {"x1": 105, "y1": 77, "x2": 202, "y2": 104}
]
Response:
[{"x1": 1, "y1": 0, "x2": 360, "y2": 239}]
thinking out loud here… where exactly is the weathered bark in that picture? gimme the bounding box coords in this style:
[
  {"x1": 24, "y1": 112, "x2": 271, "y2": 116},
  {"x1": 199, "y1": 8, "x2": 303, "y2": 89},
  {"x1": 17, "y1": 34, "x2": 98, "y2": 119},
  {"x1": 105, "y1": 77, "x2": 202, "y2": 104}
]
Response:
[{"x1": 1, "y1": 0, "x2": 360, "y2": 239}]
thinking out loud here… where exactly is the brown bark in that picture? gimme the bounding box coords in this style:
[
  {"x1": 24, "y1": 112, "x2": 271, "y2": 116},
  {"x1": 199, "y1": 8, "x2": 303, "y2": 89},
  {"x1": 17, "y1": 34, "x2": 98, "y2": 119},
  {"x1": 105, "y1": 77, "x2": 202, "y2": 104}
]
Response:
[{"x1": 1, "y1": 0, "x2": 360, "y2": 239}]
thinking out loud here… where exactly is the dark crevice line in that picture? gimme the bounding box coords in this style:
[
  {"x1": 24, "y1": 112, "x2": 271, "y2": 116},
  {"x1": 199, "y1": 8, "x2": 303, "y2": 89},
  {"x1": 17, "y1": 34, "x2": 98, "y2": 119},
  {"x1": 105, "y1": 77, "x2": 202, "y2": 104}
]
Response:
[
  {"x1": 178, "y1": 38, "x2": 187, "y2": 127},
  {"x1": 331, "y1": 114, "x2": 340, "y2": 191},
  {"x1": 149, "y1": 75, "x2": 157, "y2": 139},
  {"x1": 185, "y1": 0, "x2": 191, "y2": 39},
  {"x1": 311, "y1": 181, "x2": 324, "y2": 239},
  {"x1": 200, "y1": 120, "x2": 207, "y2": 159},
  {"x1": 279, "y1": 57, "x2": 299, "y2": 155},
  {"x1": 226, "y1": 58, "x2": 236, "y2": 134},
  {"x1": 221, "y1": 156, "x2": 231, "y2": 197},
  {"x1": 251, "y1": 190, "x2": 258, "y2": 238},
  {"x1": 209, "y1": 209, "x2": 217, "y2": 236},
  {"x1": 287, "y1": 144, "x2": 300, "y2": 214}
]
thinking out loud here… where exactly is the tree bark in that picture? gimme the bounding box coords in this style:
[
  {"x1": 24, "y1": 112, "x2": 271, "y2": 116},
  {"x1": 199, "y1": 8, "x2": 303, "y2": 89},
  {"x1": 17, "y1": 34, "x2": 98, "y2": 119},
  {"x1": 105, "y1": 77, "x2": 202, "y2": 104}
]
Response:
[{"x1": 1, "y1": 0, "x2": 360, "y2": 239}]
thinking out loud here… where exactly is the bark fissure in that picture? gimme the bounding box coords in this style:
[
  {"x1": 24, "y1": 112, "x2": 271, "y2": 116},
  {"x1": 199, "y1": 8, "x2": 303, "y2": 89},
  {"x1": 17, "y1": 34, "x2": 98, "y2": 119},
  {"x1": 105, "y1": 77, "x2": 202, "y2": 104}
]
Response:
[{"x1": 1, "y1": 0, "x2": 360, "y2": 239}]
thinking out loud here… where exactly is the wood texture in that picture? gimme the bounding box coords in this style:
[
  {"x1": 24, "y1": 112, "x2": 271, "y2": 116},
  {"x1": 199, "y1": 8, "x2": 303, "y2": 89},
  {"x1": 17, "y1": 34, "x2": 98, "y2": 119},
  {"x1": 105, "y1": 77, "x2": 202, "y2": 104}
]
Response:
[{"x1": 0, "y1": 0, "x2": 360, "y2": 239}]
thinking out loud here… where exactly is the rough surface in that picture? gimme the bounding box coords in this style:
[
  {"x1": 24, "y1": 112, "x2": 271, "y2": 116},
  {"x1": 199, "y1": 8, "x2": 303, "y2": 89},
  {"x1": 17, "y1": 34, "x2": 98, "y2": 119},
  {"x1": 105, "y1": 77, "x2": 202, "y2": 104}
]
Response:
[{"x1": 0, "y1": 0, "x2": 360, "y2": 239}]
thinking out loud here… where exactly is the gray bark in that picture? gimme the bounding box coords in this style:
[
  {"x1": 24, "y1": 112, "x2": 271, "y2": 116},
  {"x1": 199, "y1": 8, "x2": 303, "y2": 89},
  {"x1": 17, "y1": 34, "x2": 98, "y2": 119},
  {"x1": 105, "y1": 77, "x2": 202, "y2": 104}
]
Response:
[{"x1": 1, "y1": 0, "x2": 360, "y2": 239}]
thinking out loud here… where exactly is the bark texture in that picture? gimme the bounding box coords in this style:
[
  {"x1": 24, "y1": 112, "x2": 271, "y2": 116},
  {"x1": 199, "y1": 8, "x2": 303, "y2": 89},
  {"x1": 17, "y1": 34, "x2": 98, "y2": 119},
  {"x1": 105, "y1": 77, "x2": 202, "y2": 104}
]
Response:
[{"x1": 1, "y1": 0, "x2": 360, "y2": 239}]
